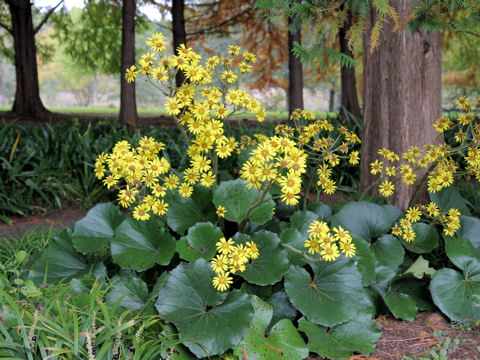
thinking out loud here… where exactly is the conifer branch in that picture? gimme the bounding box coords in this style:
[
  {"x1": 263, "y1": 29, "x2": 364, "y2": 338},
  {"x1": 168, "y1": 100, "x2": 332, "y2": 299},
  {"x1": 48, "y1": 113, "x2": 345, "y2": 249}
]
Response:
[{"x1": 34, "y1": 0, "x2": 64, "y2": 35}]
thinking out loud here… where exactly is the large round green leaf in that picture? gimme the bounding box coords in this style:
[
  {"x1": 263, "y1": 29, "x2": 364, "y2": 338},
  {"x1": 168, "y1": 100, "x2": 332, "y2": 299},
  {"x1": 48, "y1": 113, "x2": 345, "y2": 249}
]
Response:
[
  {"x1": 284, "y1": 259, "x2": 367, "y2": 327},
  {"x1": 383, "y1": 290, "x2": 418, "y2": 321},
  {"x1": 306, "y1": 202, "x2": 332, "y2": 222},
  {"x1": 155, "y1": 259, "x2": 253, "y2": 358},
  {"x1": 30, "y1": 229, "x2": 87, "y2": 285},
  {"x1": 372, "y1": 234, "x2": 404, "y2": 269},
  {"x1": 72, "y1": 203, "x2": 125, "y2": 253},
  {"x1": 111, "y1": 217, "x2": 175, "y2": 271},
  {"x1": 429, "y1": 186, "x2": 470, "y2": 216},
  {"x1": 451, "y1": 216, "x2": 480, "y2": 252},
  {"x1": 290, "y1": 210, "x2": 318, "y2": 237},
  {"x1": 430, "y1": 268, "x2": 480, "y2": 322},
  {"x1": 298, "y1": 315, "x2": 381, "y2": 359},
  {"x1": 280, "y1": 228, "x2": 308, "y2": 266},
  {"x1": 353, "y1": 236, "x2": 376, "y2": 286},
  {"x1": 331, "y1": 201, "x2": 395, "y2": 240},
  {"x1": 106, "y1": 276, "x2": 149, "y2": 311},
  {"x1": 212, "y1": 179, "x2": 275, "y2": 225},
  {"x1": 445, "y1": 237, "x2": 480, "y2": 276},
  {"x1": 233, "y1": 296, "x2": 308, "y2": 360},
  {"x1": 166, "y1": 186, "x2": 216, "y2": 234},
  {"x1": 399, "y1": 222, "x2": 439, "y2": 254},
  {"x1": 267, "y1": 291, "x2": 298, "y2": 327},
  {"x1": 235, "y1": 231, "x2": 289, "y2": 286},
  {"x1": 389, "y1": 273, "x2": 435, "y2": 311},
  {"x1": 176, "y1": 222, "x2": 222, "y2": 261}
]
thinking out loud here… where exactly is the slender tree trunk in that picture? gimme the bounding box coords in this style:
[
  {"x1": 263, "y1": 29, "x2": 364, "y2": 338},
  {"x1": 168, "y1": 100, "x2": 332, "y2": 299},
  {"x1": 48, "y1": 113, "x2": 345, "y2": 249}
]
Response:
[
  {"x1": 119, "y1": 0, "x2": 138, "y2": 128},
  {"x1": 339, "y1": 10, "x2": 361, "y2": 119},
  {"x1": 172, "y1": 0, "x2": 187, "y2": 88},
  {"x1": 328, "y1": 84, "x2": 335, "y2": 112},
  {"x1": 8, "y1": 0, "x2": 50, "y2": 118},
  {"x1": 287, "y1": 15, "x2": 304, "y2": 115},
  {"x1": 360, "y1": 0, "x2": 441, "y2": 210}
]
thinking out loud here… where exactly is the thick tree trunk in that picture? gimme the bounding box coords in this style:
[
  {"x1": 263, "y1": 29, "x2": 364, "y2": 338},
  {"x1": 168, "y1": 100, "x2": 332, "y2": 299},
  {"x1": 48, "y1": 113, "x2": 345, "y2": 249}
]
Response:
[
  {"x1": 8, "y1": 0, "x2": 50, "y2": 118},
  {"x1": 360, "y1": 0, "x2": 442, "y2": 210},
  {"x1": 119, "y1": 0, "x2": 138, "y2": 128},
  {"x1": 339, "y1": 10, "x2": 361, "y2": 119},
  {"x1": 287, "y1": 16, "x2": 304, "y2": 115},
  {"x1": 172, "y1": 0, "x2": 187, "y2": 88}
]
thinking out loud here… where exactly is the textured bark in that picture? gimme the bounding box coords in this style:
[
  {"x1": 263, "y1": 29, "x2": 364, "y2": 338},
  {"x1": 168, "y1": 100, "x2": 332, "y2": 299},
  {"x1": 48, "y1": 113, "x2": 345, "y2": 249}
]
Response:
[
  {"x1": 339, "y1": 10, "x2": 361, "y2": 119},
  {"x1": 172, "y1": 0, "x2": 187, "y2": 87},
  {"x1": 8, "y1": 0, "x2": 50, "y2": 118},
  {"x1": 328, "y1": 85, "x2": 335, "y2": 112},
  {"x1": 287, "y1": 16, "x2": 304, "y2": 115},
  {"x1": 119, "y1": 0, "x2": 138, "y2": 128},
  {"x1": 360, "y1": 0, "x2": 442, "y2": 210}
]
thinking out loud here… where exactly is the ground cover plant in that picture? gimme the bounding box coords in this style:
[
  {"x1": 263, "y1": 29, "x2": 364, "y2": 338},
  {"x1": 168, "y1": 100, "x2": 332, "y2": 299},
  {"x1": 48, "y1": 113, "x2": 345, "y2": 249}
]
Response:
[{"x1": 1, "y1": 36, "x2": 480, "y2": 359}]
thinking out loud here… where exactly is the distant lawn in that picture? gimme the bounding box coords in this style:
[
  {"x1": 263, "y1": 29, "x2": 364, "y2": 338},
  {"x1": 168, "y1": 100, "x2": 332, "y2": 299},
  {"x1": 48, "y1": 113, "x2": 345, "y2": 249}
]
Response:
[{"x1": 0, "y1": 106, "x2": 339, "y2": 120}]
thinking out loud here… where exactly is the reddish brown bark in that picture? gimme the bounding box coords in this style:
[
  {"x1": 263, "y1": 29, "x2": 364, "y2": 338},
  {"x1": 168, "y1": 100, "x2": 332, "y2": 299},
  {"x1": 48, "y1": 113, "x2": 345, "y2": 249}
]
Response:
[
  {"x1": 172, "y1": 0, "x2": 187, "y2": 87},
  {"x1": 119, "y1": 0, "x2": 138, "y2": 128},
  {"x1": 8, "y1": 0, "x2": 50, "y2": 118},
  {"x1": 360, "y1": 0, "x2": 442, "y2": 210},
  {"x1": 287, "y1": 16, "x2": 304, "y2": 115}
]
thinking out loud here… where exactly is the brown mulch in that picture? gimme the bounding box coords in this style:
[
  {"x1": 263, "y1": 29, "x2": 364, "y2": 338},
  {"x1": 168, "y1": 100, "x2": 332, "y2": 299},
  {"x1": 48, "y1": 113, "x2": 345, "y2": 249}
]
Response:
[{"x1": 0, "y1": 207, "x2": 87, "y2": 239}]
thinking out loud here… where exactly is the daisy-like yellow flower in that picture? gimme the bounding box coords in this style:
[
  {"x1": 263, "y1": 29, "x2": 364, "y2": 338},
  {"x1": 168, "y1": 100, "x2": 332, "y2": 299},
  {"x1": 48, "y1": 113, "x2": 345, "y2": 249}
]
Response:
[
  {"x1": 152, "y1": 199, "x2": 168, "y2": 215},
  {"x1": 305, "y1": 238, "x2": 320, "y2": 254},
  {"x1": 200, "y1": 171, "x2": 216, "y2": 187},
  {"x1": 379, "y1": 180, "x2": 395, "y2": 197},
  {"x1": 405, "y1": 206, "x2": 421, "y2": 223},
  {"x1": 245, "y1": 241, "x2": 259, "y2": 259},
  {"x1": 133, "y1": 203, "x2": 150, "y2": 221},
  {"x1": 426, "y1": 202, "x2": 440, "y2": 217},
  {"x1": 102, "y1": 175, "x2": 118, "y2": 189},
  {"x1": 339, "y1": 240, "x2": 356, "y2": 258},
  {"x1": 402, "y1": 226, "x2": 415, "y2": 242},
  {"x1": 212, "y1": 271, "x2": 233, "y2": 292},
  {"x1": 308, "y1": 220, "x2": 329, "y2": 240},
  {"x1": 221, "y1": 70, "x2": 238, "y2": 84},
  {"x1": 370, "y1": 160, "x2": 383, "y2": 175},
  {"x1": 216, "y1": 205, "x2": 227, "y2": 218},
  {"x1": 332, "y1": 226, "x2": 352, "y2": 243},
  {"x1": 178, "y1": 183, "x2": 193, "y2": 198},
  {"x1": 349, "y1": 151, "x2": 360, "y2": 165},
  {"x1": 125, "y1": 65, "x2": 138, "y2": 83},
  {"x1": 320, "y1": 243, "x2": 340, "y2": 261},
  {"x1": 211, "y1": 254, "x2": 229, "y2": 273},
  {"x1": 215, "y1": 237, "x2": 234, "y2": 255},
  {"x1": 165, "y1": 97, "x2": 181, "y2": 115}
]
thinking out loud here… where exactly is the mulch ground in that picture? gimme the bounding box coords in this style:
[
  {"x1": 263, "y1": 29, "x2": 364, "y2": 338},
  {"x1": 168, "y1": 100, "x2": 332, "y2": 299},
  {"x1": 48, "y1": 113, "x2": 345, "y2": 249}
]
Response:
[{"x1": 1, "y1": 208, "x2": 479, "y2": 360}]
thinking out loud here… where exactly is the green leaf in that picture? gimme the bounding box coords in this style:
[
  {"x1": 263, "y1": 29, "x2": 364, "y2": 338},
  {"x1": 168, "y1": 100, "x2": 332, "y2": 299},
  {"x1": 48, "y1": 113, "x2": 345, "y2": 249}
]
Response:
[
  {"x1": 389, "y1": 274, "x2": 435, "y2": 311},
  {"x1": 370, "y1": 265, "x2": 397, "y2": 297},
  {"x1": 280, "y1": 228, "x2": 308, "y2": 266},
  {"x1": 404, "y1": 256, "x2": 436, "y2": 279},
  {"x1": 30, "y1": 229, "x2": 87, "y2": 285},
  {"x1": 111, "y1": 217, "x2": 175, "y2": 271},
  {"x1": 233, "y1": 296, "x2": 309, "y2": 360},
  {"x1": 306, "y1": 202, "x2": 332, "y2": 222},
  {"x1": 399, "y1": 222, "x2": 439, "y2": 254},
  {"x1": 267, "y1": 291, "x2": 298, "y2": 327},
  {"x1": 72, "y1": 203, "x2": 125, "y2": 253},
  {"x1": 290, "y1": 210, "x2": 318, "y2": 236},
  {"x1": 298, "y1": 315, "x2": 382, "y2": 358},
  {"x1": 155, "y1": 259, "x2": 253, "y2": 358},
  {"x1": 445, "y1": 237, "x2": 480, "y2": 276},
  {"x1": 166, "y1": 187, "x2": 216, "y2": 234},
  {"x1": 383, "y1": 291, "x2": 418, "y2": 321},
  {"x1": 429, "y1": 186, "x2": 470, "y2": 216},
  {"x1": 331, "y1": 201, "x2": 395, "y2": 240},
  {"x1": 235, "y1": 231, "x2": 289, "y2": 286},
  {"x1": 177, "y1": 222, "x2": 222, "y2": 261},
  {"x1": 353, "y1": 236, "x2": 376, "y2": 286},
  {"x1": 284, "y1": 259, "x2": 368, "y2": 327},
  {"x1": 430, "y1": 268, "x2": 480, "y2": 322},
  {"x1": 106, "y1": 276, "x2": 149, "y2": 311},
  {"x1": 451, "y1": 216, "x2": 480, "y2": 252},
  {"x1": 372, "y1": 234, "x2": 404, "y2": 269},
  {"x1": 212, "y1": 179, "x2": 275, "y2": 225}
]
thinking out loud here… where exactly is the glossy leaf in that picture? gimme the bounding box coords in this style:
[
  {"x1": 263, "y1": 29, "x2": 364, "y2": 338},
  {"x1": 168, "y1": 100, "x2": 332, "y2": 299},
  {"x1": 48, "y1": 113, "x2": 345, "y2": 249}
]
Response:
[
  {"x1": 176, "y1": 222, "x2": 222, "y2": 261},
  {"x1": 400, "y1": 222, "x2": 439, "y2": 254},
  {"x1": 372, "y1": 234, "x2": 404, "y2": 269},
  {"x1": 106, "y1": 276, "x2": 149, "y2": 311}
]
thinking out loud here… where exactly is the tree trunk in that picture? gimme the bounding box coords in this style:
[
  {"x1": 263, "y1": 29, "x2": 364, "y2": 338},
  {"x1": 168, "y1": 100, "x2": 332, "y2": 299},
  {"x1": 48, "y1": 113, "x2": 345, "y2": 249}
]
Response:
[
  {"x1": 339, "y1": 10, "x2": 361, "y2": 119},
  {"x1": 8, "y1": 0, "x2": 50, "y2": 118},
  {"x1": 172, "y1": 0, "x2": 187, "y2": 88},
  {"x1": 328, "y1": 84, "x2": 335, "y2": 112},
  {"x1": 360, "y1": 0, "x2": 442, "y2": 210},
  {"x1": 287, "y1": 15, "x2": 304, "y2": 115},
  {"x1": 119, "y1": 0, "x2": 138, "y2": 128}
]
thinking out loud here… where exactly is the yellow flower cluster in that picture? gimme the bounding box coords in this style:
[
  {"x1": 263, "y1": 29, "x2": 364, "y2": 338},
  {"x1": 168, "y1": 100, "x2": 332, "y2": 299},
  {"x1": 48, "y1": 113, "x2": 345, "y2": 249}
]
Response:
[
  {"x1": 94, "y1": 137, "x2": 174, "y2": 221},
  {"x1": 210, "y1": 237, "x2": 259, "y2": 291},
  {"x1": 391, "y1": 203, "x2": 461, "y2": 241},
  {"x1": 372, "y1": 97, "x2": 480, "y2": 199},
  {"x1": 304, "y1": 221, "x2": 356, "y2": 261},
  {"x1": 240, "y1": 110, "x2": 361, "y2": 205}
]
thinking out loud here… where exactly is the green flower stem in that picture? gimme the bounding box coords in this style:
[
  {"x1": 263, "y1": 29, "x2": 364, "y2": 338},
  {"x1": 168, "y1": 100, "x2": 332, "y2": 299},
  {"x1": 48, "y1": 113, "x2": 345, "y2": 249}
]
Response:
[
  {"x1": 407, "y1": 162, "x2": 438, "y2": 208},
  {"x1": 303, "y1": 164, "x2": 318, "y2": 209},
  {"x1": 239, "y1": 183, "x2": 271, "y2": 232},
  {"x1": 281, "y1": 243, "x2": 321, "y2": 262}
]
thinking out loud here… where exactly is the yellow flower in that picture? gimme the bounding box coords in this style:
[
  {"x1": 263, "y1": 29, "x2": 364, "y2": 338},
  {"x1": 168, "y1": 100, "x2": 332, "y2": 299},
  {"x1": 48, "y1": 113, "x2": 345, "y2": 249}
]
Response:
[
  {"x1": 426, "y1": 202, "x2": 440, "y2": 217},
  {"x1": 201, "y1": 171, "x2": 216, "y2": 188},
  {"x1": 370, "y1": 160, "x2": 383, "y2": 175},
  {"x1": 379, "y1": 180, "x2": 395, "y2": 197},
  {"x1": 211, "y1": 254, "x2": 229, "y2": 273},
  {"x1": 349, "y1": 151, "x2": 360, "y2": 165},
  {"x1": 221, "y1": 70, "x2": 238, "y2": 84},
  {"x1": 178, "y1": 183, "x2": 193, "y2": 198},
  {"x1": 216, "y1": 237, "x2": 234, "y2": 255},
  {"x1": 212, "y1": 271, "x2": 233, "y2": 292},
  {"x1": 305, "y1": 238, "x2": 320, "y2": 254},
  {"x1": 245, "y1": 241, "x2": 259, "y2": 259},
  {"x1": 165, "y1": 97, "x2": 181, "y2": 115},
  {"x1": 339, "y1": 240, "x2": 356, "y2": 258},
  {"x1": 332, "y1": 226, "x2": 352, "y2": 243},
  {"x1": 152, "y1": 199, "x2": 168, "y2": 215},
  {"x1": 402, "y1": 227, "x2": 415, "y2": 242},
  {"x1": 216, "y1": 205, "x2": 227, "y2": 218},
  {"x1": 320, "y1": 243, "x2": 340, "y2": 261},
  {"x1": 164, "y1": 174, "x2": 179, "y2": 190},
  {"x1": 405, "y1": 206, "x2": 421, "y2": 223},
  {"x1": 124, "y1": 65, "x2": 138, "y2": 83},
  {"x1": 133, "y1": 204, "x2": 150, "y2": 221}
]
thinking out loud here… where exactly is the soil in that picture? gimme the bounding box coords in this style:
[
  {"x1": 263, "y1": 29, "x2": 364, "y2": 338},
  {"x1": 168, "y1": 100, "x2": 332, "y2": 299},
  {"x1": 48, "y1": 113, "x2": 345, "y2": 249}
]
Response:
[{"x1": 1, "y1": 207, "x2": 479, "y2": 359}]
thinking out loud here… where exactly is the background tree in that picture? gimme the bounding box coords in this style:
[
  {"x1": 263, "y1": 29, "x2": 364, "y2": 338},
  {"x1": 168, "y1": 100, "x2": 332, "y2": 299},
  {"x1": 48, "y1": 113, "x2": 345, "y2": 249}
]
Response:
[
  {"x1": 172, "y1": 0, "x2": 187, "y2": 87},
  {"x1": 288, "y1": 14, "x2": 304, "y2": 114},
  {"x1": 0, "y1": 0, "x2": 61, "y2": 119}
]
